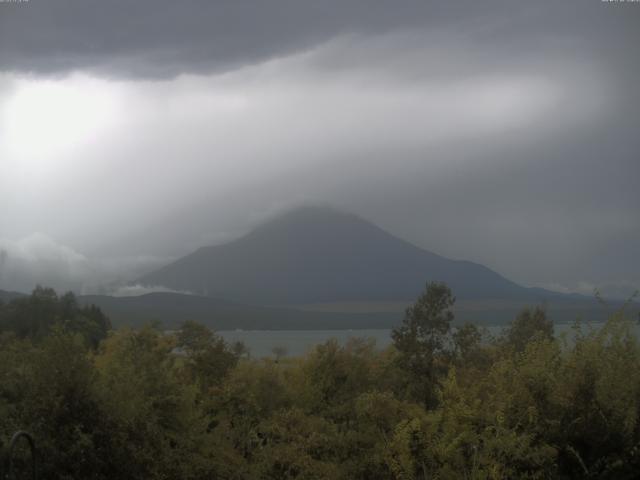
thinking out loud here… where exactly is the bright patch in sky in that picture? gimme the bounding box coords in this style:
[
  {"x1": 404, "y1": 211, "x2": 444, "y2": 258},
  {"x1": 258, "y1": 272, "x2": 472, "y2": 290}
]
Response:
[{"x1": 2, "y1": 75, "x2": 121, "y2": 175}]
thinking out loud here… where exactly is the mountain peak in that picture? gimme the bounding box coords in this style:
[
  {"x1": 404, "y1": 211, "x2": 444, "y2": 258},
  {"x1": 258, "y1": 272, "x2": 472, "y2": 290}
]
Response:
[
  {"x1": 138, "y1": 204, "x2": 533, "y2": 304},
  {"x1": 251, "y1": 205, "x2": 369, "y2": 233}
]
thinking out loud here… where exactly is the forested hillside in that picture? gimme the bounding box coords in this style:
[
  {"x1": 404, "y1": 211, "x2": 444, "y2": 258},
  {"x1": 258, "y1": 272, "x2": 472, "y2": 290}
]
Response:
[{"x1": 1, "y1": 285, "x2": 639, "y2": 479}]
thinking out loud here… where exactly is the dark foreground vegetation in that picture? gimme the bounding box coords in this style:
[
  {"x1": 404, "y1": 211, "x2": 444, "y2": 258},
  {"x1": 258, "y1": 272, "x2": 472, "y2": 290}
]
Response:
[{"x1": 1, "y1": 285, "x2": 639, "y2": 479}]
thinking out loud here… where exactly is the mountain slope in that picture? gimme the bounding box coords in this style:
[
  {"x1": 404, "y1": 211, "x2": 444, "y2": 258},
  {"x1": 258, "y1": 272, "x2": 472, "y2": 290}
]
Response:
[{"x1": 139, "y1": 206, "x2": 569, "y2": 305}]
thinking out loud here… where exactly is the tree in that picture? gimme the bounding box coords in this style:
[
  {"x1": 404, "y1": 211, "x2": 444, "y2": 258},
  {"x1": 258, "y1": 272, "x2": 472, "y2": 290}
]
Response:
[
  {"x1": 502, "y1": 306, "x2": 553, "y2": 353},
  {"x1": 272, "y1": 345, "x2": 288, "y2": 363},
  {"x1": 94, "y1": 325, "x2": 211, "y2": 479},
  {"x1": 0, "y1": 288, "x2": 111, "y2": 347},
  {"x1": 452, "y1": 322, "x2": 482, "y2": 362},
  {"x1": 0, "y1": 327, "x2": 111, "y2": 480},
  {"x1": 301, "y1": 338, "x2": 378, "y2": 421},
  {"x1": 0, "y1": 286, "x2": 59, "y2": 338},
  {"x1": 392, "y1": 282, "x2": 455, "y2": 408},
  {"x1": 176, "y1": 320, "x2": 239, "y2": 391}
]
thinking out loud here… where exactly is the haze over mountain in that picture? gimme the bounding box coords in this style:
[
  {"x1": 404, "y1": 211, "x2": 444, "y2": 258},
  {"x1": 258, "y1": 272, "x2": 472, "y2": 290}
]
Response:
[{"x1": 139, "y1": 206, "x2": 575, "y2": 305}]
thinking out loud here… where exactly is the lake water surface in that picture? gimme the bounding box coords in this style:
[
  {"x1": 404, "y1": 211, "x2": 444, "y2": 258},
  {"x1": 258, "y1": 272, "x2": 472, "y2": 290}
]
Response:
[{"x1": 218, "y1": 322, "x2": 635, "y2": 358}]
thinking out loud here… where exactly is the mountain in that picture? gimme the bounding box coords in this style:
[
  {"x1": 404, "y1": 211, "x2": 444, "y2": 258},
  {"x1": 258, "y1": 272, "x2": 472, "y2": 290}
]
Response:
[{"x1": 138, "y1": 206, "x2": 575, "y2": 305}]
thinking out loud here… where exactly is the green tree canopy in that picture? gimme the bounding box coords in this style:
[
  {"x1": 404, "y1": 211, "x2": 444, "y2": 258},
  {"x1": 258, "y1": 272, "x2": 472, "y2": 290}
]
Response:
[
  {"x1": 392, "y1": 281, "x2": 455, "y2": 408},
  {"x1": 0, "y1": 286, "x2": 111, "y2": 347}
]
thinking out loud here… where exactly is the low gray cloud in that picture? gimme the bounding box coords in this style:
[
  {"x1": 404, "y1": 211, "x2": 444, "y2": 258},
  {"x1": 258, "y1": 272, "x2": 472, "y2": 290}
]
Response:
[
  {"x1": 0, "y1": 233, "x2": 92, "y2": 293},
  {"x1": 0, "y1": 0, "x2": 445, "y2": 78},
  {"x1": 108, "y1": 284, "x2": 193, "y2": 298},
  {"x1": 1, "y1": 1, "x2": 638, "y2": 79},
  {"x1": 0, "y1": 234, "x2": 170, "y2": 294}
]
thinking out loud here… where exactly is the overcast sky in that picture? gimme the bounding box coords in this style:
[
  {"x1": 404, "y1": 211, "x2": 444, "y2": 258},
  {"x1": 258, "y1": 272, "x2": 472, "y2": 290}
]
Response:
[{"x1": 0, "y1": 0, "x2": 638, "y2": 297}]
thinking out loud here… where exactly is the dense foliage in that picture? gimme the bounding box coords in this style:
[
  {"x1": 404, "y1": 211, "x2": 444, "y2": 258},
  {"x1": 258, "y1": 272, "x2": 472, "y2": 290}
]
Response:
[
  {"x1": 0, "y1": 286, "x2": 111, "y2": 347},
  {"x1": 1, "y1": 284, "x2": 639, "y2": 479}
]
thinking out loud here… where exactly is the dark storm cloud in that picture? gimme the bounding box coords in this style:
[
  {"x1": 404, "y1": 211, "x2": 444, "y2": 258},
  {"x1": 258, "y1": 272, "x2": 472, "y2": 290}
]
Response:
[
  {"x1": 0, "y1": 0, "x2": 637, "y2": 79},
  {"x1": 0, "y1": 0, "x2": 467, "y2": 77}
]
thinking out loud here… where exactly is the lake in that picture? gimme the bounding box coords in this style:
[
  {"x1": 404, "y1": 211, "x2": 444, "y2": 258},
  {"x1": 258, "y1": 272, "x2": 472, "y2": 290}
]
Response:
[{"x1": 218, "y1": 322, "x2": 634, "y2": 358}]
